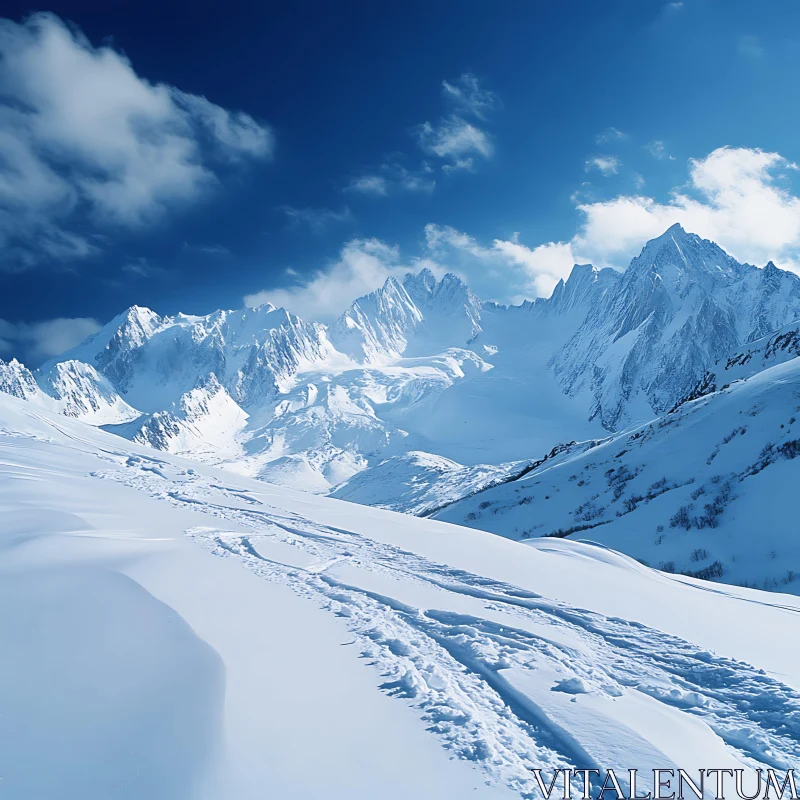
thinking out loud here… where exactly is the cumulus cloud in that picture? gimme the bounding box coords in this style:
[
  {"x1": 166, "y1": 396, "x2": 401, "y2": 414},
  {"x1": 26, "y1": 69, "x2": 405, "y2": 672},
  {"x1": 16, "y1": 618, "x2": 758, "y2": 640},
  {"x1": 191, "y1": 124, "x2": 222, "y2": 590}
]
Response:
[
  {"x1": 253, "y1": 145, "x2": 800, "y2": 319},
  {"x1": 570, "y1": 146, "x2": 800, "y2": 271},
  {"x1": 243, "y1": 239, "x2": 444, "y2": 321},
  {"x1": 0, "y1": 12, "x2": 273, "y2": 269},
  {"x1": 424, "y1": 224, "x2": 576, "y2": 300},
  {"x1": 585, "y1": 156, "x2": 620, "y2": 176},
  {"x1": 0, "y1": 316, "x2": 101, "y2": 364},
  {"x1": 424, "y1": 146, "x2": 800, "y2": 301}
]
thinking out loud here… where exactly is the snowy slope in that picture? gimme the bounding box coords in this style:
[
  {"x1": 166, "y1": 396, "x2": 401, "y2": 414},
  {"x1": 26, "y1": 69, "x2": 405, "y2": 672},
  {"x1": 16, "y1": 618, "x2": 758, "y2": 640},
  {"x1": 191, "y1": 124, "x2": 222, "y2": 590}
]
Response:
[
  {"x1": 330, "y1": 450, "x2": 531, "y2": 515},
  {"x1": 5, "y1": 225, "x2": 800, "y2": 520},
  {"x1": 3, "y1": 391, "x2": 800, "y2": 799},
  {"x1": 682, "y1": 317, "x2": 800, "y2": 402},
  {"x1": 437, "y1": 353, "x2": 800, "y2": 592}
]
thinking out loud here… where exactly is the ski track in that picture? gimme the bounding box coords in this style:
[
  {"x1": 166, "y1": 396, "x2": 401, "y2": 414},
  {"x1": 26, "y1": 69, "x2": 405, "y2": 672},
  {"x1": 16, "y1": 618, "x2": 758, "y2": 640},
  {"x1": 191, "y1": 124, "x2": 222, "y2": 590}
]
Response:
[{"x1": 93, "y1": 455, "x2": 800, "y2": 798}]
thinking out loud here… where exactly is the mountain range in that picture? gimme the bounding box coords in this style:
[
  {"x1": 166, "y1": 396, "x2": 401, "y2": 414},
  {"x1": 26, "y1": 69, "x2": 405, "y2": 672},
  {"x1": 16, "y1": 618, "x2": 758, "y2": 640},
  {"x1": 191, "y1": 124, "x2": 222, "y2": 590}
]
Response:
[{"x1": 3, "y1": 223, "x2": 800, "y2": 591}]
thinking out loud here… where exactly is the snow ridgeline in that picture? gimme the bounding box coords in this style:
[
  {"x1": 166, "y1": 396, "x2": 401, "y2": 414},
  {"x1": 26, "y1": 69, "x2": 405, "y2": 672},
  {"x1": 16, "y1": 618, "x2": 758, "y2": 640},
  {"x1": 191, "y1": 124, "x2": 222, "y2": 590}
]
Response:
[
  {"x1": 3, "y1": 224, "x2": 800, "y2": 595},
  {"x1": 2, "y1": 390, "x2": 800, "y2": 799},
  {"x1": 2, "y1": 223, "x2": 799, "y2": 498}
]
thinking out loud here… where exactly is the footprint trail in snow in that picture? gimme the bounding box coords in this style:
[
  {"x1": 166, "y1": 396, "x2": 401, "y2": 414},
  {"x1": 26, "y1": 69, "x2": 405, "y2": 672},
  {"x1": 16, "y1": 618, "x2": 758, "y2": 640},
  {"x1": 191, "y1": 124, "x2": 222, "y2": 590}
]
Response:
[{"x1": 97, "y1": 455, "x2": 800, "y2": 799}]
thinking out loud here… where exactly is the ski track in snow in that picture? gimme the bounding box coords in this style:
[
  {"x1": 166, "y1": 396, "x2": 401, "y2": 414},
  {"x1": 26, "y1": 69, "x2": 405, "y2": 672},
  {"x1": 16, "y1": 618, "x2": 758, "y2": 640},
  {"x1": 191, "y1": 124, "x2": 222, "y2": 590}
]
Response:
[{"x1": 93, "y1": 454, "x2": 800, "y2": 798}]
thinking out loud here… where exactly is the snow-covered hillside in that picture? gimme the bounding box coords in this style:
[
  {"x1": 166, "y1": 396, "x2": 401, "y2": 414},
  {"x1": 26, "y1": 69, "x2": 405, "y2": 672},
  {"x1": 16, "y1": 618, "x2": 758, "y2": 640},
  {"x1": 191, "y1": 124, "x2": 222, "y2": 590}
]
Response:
[
  {"x1": 437, "y1": 350, "x2": 800, "y2": 592},
  {"x1": 4, "y1": 224, "x2": 800, "y2": 573},
  {"x1": 3, "y1": 390, "x2": 800, "y2": 799}
]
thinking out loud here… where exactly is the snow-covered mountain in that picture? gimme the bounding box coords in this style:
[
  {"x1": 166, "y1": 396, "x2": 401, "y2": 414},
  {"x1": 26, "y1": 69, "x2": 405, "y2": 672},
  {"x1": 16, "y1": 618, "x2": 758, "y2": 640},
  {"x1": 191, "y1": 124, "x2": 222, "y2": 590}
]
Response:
[
  {"x1": 4, "y1": 225, "x2": 800, "y2": 587},
  {"x1": 4, "y1": 390, "x2": 800, "y2": 799},
  {"x1": 437, "y1": 347, "x2": 800, "y2": 592},
  {"x1": 551, "y1": 224, "x2": 800, "y2": 429},
  {"x1": 0, "y1": 356, "x2": 139, "y2": 424}
]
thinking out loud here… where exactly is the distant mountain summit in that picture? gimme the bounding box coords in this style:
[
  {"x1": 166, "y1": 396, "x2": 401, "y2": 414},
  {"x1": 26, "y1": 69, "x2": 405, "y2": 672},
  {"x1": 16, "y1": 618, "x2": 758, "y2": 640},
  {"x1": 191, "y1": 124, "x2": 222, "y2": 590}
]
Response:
[
  {"x1": 5, "y1": 225, "x2": 800, "y2": 512},
  {"x1": 551, "y1": 224, "x2": 800, "y2": 428}
]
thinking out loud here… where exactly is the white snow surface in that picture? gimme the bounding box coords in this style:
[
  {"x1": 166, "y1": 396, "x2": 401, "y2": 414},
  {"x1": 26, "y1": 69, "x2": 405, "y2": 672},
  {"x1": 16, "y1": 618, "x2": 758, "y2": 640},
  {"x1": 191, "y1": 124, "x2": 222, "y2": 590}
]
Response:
[
  {"x1": 437, "y1": 350, "x2": 800, "y2": 593},
  {"x1": 12, "y1": 228, "x2": 800, "y2": 513},
  {"x1": 3, "y1": 391, "x2": 800, "y2": 798}
]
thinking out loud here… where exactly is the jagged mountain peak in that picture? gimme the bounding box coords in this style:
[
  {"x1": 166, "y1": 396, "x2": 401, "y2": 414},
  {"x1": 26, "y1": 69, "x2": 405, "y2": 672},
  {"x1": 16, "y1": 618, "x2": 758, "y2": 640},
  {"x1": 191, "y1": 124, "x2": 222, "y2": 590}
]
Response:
[
  {"x1": 553, "y1": 225, "x2": 800, "y2": 430},
  {"x1": 0, "y1": 357, "x2": 41, "y2": 402},
  {"x1": 403, "y1": 266, "x2": 438, "y2": 298},
  {"x1": 627, "y1": 224, "x2": 743, "y2": 290}
]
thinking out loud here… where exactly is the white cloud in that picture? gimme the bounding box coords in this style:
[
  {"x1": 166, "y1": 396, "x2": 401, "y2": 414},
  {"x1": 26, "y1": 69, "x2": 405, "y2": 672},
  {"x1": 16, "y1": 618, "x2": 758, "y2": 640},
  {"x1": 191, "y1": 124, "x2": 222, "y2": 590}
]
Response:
[
  {"x1": 346, "y1": 175, "x2": 389, "y2": 196},
  {"x1": 424, "y1": 224, "x2": 576, "y2": 300},
  {"x1": 645, "y1": 140, "x2": 675, "y2": 160},
  {"x1": 0, "y1": 316, "x2": 101, "y2": 364},
  {"x1": 595, "y1": 127, "x2": 628, "y2": 144},
  {"x1": 416, "y1": 117, "x2": 493, "y2": 160},
  {"x1": 585, "y1": 156, "x2": 620, "y2": 176},
  {"x1": 423, "y1": 146, "x2": 800, "y2": 301},
  {"x1": 440, "y1": 73, "x2": 500, "y2": 120},
  {"x1": 0, "y1": 12, "x2": 273, "y2": 267},
  {"x1": 281, "y1": 205, "x2": 353, "y2": 232},
  {"x1": 346, "y1": 162, "x2": 434, "y2": 197},
  {"x1": 244, "y1": 239, "x2": 444, "y2": 321},
  {"x1": 414, "y1": 73, "x2": 497, "y2": 170},
  {"x1": 345, "y1": 73, "x2": 497, "y2": 191},
  {"x1": 569, "y1": 146, "x2": 800, "y2": 271},
  {"x1": 442, "y1": 158, "x2": 475, "y2": 174}
]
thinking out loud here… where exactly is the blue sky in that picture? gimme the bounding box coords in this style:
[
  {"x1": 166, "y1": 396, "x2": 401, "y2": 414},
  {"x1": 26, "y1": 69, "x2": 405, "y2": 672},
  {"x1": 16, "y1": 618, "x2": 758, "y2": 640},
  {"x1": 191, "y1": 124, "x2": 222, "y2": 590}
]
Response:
[{"x1": 3, "y1": 0, "x2": 800, "y2": 363}]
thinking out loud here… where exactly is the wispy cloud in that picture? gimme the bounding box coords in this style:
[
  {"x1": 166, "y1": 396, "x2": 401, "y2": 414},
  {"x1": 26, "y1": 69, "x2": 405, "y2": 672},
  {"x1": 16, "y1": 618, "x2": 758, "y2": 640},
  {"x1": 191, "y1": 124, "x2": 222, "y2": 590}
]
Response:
[
  {"x1": 442, "y1": 158, "x2": 475, "y2": 174},
  {"x1": 424, "y1": 223, "x2": 577, "y2": 300},
  {"x1": 345, "y1": 72, "x2": 498, "y2": 197},
  {"x1": 645, "y1": 140, "x2": 676, "y2": 160},
  {"x1": 120, "y1": 256, "x2": 170, "y2": 279},
  {"x1": 346, "y1": 161, "x2": 435, "y2": 196},
  {"x1": 738, "y1": 35, "x2": 764, "y2": 58},
  {"x1": 243, "y1": 239, "x2": 443, "y2": 320},
  {"x1": 416, "y1": 118, "x2": 493, "y2": 160},
  {"x1": 182, "y1": 242, "x2": 230, "y2": 256},
  {"x1": 415, "y1": 73, "x2": 498, "y2": 169},
  {"x1": 0, "y1": 316, "x2": 101, "y2": 365},
  {"x1": 347, "y1": 175, "x2": 389, "y2": 196},
  {"x1": 595, "y1": 127, "x2": 628, "y2": 144},
  {"x1": 441, "y1": 72, "x2": 501, "y2": 120},
  {"x1": 585, "y1": 156, "x2": 620, "y2": 176},
  {"x1": 281, "y1": 205, "x2": 354, "y2": 232},
  {"x1": 0, "y1": 12, "x2": 273, "y2": 270}
]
